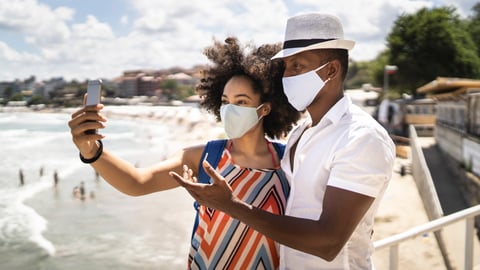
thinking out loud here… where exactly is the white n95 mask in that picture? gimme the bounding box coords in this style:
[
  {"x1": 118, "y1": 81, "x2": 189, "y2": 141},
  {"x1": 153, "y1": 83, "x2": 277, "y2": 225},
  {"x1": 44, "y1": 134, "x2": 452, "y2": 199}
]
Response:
[
  {"x1": 220, "y1": 104, "x2": 264, "y2": 139},
  {"x1": 282, "y1": 62, "x2": 330, "y2": 111}
]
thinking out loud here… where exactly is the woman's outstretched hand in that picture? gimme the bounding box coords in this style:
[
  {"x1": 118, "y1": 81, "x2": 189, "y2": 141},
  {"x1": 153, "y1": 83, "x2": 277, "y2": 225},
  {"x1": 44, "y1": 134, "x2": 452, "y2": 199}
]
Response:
[
  {"x1": 68, "y1": 94, "x2": 107, "y2": 159},
  {"x1": 169, "y1": 160, "x2": 236, "y2": 213}
]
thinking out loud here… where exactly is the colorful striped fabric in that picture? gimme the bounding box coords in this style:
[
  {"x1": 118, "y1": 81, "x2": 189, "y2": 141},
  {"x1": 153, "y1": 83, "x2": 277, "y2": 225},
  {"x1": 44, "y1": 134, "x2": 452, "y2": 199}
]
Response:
[{"x1": 188, "y1": 148, "x2": 290, "y2": 270}]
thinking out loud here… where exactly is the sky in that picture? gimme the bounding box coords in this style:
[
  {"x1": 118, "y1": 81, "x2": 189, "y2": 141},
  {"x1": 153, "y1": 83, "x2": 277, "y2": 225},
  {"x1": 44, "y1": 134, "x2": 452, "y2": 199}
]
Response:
[{"x1": 0, "y1": 0, "x2": 477, "y2": 82}]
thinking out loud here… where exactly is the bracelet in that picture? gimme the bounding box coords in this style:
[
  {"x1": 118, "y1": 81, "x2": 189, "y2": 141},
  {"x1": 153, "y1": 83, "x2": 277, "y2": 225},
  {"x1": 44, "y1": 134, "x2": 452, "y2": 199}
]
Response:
[{"x1": 79, "y1": 140, "x2": 103, "y2": 164}]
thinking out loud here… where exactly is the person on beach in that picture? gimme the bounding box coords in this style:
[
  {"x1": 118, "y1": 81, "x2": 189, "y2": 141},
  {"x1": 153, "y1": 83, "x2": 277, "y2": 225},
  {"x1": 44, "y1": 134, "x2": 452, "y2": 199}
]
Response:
[
  {"x1": 79, "y1": 181, "x2": 85, "y2": 200},
  {"x1": 53, "y1": 170, "x2": 59, "y2": 187},
  {"x1": 171, "y1": 13, "x2": 396, "y2": 269},
  {"x1": 19, "y1": 169, "x2": 25, "y2": 186},
  {"x1": 68, "y1": 37, "x2": 300, "y2": 269},
  {"x1": 72, "y1": 181, "x2": 86, "y2": 200}
]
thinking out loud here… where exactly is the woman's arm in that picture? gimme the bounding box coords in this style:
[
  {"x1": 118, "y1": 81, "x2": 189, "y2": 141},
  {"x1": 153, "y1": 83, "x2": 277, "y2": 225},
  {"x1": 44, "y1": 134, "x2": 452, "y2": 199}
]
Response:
[
  {"x1": 68, "y1": 103, "x2": 204, "y2": 196},
  {"x1": 90, "y1": 147, "x2": 202, "y2": 196}
]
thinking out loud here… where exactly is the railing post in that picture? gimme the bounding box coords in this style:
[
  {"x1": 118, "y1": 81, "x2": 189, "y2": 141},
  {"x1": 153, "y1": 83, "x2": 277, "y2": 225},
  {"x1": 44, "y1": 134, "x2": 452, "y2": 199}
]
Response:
[
  {"x1": 464, "y1": 216, "x2": 474, "y2": 270},
  {"x1": 389, "y1": 244, "x2": 399, "y2": 270}
]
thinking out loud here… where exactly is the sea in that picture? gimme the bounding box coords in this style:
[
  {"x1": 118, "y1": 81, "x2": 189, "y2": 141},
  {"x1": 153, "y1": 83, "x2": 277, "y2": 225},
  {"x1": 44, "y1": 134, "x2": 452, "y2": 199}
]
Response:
[{"x1": 0, "y1": 105, "x2": 224, "y2": 270}]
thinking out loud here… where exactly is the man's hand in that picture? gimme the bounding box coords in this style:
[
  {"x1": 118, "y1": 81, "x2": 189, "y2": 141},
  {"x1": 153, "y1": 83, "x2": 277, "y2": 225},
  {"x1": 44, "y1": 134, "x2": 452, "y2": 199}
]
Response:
[{"x1": 169, "y1": 160, "x2": 237, "y2": 213}]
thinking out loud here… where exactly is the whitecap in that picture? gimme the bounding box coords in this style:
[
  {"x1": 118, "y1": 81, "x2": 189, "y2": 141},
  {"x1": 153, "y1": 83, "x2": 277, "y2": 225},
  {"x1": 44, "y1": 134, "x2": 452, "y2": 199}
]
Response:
[{"x1": 0, "y1": 182, "x2": 56, "y2": 256}]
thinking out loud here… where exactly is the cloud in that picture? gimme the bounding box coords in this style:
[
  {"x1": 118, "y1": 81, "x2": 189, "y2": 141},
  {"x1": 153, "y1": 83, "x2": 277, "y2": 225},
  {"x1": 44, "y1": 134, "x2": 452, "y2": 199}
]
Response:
[
  {"x1": 0, "y1": 0, "x2": 477, "y2": 81},
  {"x1": 120, "y1": 15, "x2": 129, "y2": 26},
  {"x1": 0, "y1": 0, "x2": 73, "y2": 45},
  {"x1": 439, "y1": 0, "x2": 477, "y2": 16},
  {"x1": 290, "y1": 0, "x2": 437, "y2": 60},
  {"x1": 0, "y1": 41, "x2": 40, "y2": 62}
]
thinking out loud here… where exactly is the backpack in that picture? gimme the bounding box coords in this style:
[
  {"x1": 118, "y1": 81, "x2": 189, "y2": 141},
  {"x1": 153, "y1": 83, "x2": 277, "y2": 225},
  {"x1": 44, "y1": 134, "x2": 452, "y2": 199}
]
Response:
[{"x1": 191, "y1": 139, "x2": 286, "y2": 239}]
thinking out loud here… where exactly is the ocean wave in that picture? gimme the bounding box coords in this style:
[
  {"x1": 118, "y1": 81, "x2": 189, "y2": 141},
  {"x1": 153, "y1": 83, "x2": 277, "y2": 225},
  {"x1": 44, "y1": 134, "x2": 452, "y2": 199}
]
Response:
[
  {"x1": 0, "y1": 128, "x2": 29, "y2": 136},
  {"x1": 0, "y1": 178, "x2": 56, "y2": 256},
  {"x1": 1, "y1": 131, "x2": 68, "y2": 150}
]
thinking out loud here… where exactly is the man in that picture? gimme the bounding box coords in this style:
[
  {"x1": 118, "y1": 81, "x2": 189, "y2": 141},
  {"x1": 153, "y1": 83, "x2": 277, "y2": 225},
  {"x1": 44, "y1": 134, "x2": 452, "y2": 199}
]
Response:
[{"x1": 171, "y1": 13, "x2": 395, "y2": 269}]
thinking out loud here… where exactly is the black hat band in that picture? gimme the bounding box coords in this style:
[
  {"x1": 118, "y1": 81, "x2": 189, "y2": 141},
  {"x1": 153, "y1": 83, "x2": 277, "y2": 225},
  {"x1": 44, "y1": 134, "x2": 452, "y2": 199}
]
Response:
[{"x1": 283, "y1": 38, "x2": 335, "y2": 49}]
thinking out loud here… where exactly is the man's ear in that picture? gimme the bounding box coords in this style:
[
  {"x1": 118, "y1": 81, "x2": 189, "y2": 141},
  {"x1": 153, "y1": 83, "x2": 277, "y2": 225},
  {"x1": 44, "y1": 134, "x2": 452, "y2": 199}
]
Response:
[{"x1": 327, "y1": 60, "x2": 341, "y2": 80}]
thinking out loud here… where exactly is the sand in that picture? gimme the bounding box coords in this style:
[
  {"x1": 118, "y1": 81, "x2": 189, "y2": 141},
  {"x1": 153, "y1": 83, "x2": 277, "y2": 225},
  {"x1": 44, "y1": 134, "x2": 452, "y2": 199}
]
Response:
[{"x1": 372, "y1": 156, "x2": 448, "y2": 269}]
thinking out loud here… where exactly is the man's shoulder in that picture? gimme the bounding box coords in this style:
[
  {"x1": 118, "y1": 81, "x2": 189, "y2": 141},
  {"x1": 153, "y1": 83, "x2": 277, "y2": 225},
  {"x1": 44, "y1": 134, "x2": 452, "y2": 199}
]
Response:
[
  {"x1": 340, "y1": 105, "x2": 395, "y2": 149},
  {"x1": 347, "y1": 104, "x2": 386, "y2": 131}
]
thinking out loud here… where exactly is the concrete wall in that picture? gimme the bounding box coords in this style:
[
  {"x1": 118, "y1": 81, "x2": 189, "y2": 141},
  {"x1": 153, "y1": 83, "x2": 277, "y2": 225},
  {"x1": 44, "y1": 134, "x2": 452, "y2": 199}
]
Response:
[
  {"x1": 409, "y1": 125, "x2": 451, "y2": 268},
  {"x1": 434, "y1": 124, "x2": 480, "y2": 206},
  {"x1": 463, "y1": 137, "x2": 480, "y2": 177},
  {"x1": 410, "y1": 125, "x2": 444, "y2": 220},
  {"x1": 435, "y1": 124, "x2": 463, "y2": 162}
]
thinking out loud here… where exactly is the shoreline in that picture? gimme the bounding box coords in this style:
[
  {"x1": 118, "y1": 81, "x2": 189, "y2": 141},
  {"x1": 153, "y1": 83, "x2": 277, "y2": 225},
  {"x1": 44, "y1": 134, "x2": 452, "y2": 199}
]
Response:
[{"x1": 0, "y1": 104, "x2": 227, "y2": 141}]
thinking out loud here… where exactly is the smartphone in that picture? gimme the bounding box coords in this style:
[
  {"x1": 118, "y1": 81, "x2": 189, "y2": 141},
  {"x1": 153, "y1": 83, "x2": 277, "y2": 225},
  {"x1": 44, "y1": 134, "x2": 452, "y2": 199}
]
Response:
[
  {"x1": 86, "y1": 79, "x2": 102, "y2": 106},
  {"x1": 85, "y1": 79, "x2": 102, "y2": 134}
]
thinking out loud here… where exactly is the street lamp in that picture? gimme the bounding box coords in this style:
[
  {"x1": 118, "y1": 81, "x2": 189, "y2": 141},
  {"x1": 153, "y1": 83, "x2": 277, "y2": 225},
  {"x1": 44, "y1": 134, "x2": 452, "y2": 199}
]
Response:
[{"x1": 383, "y1": 65, "x2": 398, "y2": 95}]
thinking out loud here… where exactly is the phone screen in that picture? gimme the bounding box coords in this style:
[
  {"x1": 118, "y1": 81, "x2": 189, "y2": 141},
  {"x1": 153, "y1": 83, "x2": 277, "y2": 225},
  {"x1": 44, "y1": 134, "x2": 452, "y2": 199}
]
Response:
[
  {"x1": 86, "y1": 80, "x2": 102, "y2": 106},
  {"x1": 85, "y1": 79, "x2": 102, "y2": 134}
]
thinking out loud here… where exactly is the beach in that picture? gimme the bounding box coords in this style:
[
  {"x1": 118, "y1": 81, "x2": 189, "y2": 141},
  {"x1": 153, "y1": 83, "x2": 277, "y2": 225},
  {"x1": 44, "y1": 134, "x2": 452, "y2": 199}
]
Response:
[
  {"x1": 1, "y1": 104, "x2": 473, "y2": 269},
  {"x1": 0, "y1": 105, "x2": 224, "y2": 270}
]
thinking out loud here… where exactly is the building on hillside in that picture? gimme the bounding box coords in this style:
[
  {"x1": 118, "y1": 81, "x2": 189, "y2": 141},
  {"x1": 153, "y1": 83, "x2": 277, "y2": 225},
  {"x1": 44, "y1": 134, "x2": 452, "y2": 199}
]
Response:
[
  {"x1": 115, "y1": 70, "x2": 197, "y2": 99},
  {"x1": 116, "y1": 73, "x2": 140, "y2": 97},
  {"x1": 0, "y1": 81, "x2": 18, "y2": 97},
  {"x1": 138, "y1": 76, "x2": 161, "y2": 96},
  {"x1": 166, "y1": 72, "x2": 196, "y2": 87},
  {"x1": 39, "y1": 77, "x2": 66, "y2": 99}
]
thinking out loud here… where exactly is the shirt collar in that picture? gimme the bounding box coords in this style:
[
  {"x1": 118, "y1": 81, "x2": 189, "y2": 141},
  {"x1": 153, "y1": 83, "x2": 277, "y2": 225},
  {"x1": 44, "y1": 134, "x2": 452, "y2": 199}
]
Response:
[
  {"x1": 310, "y1": 95, "x2": 351, "y2": 128},
  {"x1": 326, "y1": 95, "x2": 351, "y2": 124}
]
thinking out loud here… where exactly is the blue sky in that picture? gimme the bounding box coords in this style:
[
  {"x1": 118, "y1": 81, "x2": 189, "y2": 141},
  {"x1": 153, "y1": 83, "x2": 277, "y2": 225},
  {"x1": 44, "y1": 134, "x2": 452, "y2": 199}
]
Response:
[{"x1": 0, "y1": 0, "x2": 476, "y2": 81}]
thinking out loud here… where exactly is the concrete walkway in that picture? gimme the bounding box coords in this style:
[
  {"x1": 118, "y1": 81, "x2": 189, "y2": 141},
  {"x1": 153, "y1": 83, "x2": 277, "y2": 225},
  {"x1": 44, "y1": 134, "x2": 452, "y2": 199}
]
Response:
[{"x1": 373, "y1": 156, "x2": 447, "y2": 269}]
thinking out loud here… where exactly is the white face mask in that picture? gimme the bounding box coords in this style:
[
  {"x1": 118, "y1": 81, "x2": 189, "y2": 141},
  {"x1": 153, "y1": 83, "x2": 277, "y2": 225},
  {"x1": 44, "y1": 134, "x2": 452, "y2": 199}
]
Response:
[
  {"x1": 282, "y1": 62, "x2": 331, "y2": 111},
  {"x1": 220, "y1": 103, "x2": 264, "y2": 139}
]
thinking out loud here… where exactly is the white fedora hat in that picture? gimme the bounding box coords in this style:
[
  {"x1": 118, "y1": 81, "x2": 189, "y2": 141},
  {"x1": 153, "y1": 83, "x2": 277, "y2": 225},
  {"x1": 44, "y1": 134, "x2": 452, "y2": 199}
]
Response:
[{"x1": 272, "y1": 13, "x2": 355, "y2": 59}]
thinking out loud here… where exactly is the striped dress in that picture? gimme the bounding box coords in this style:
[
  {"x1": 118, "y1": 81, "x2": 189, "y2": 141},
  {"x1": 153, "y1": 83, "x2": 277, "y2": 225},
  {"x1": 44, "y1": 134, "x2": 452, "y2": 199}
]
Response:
[{"x1": 188, "y1": 142, "x2": 290, "y2": 270}]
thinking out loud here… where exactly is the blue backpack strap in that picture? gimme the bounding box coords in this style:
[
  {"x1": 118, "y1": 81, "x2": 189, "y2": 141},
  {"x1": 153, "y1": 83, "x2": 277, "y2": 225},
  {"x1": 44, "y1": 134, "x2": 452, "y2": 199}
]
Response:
[
  {"x1": 197, "y1": 139, "x2": 227, "y2": 184},
  {"x1": 272, "y1": 141, "x2": 286, "y2": 159},
  {"x1": 192, "y1": 139, "x2": 227, "y2": 240}
]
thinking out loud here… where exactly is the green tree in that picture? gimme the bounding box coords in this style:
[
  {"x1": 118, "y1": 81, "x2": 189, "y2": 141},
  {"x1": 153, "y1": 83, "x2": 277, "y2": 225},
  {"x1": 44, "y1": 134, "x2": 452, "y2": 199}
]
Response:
[
  {"x1": 9, "y1": 92, "x2": 24, "y2": 101},
  {"x1": 467, "y1": 3, "x2": 480, "y2": 56},
  {"x1": 346, "y1": 60, "x2": 378, "y2": 89},
  {"x1": 177, "y1": 85, "x2": 196, "y2": 100},
  {"x1": 2, "y1": 86, "x2": 13, "y2": 105},
  {"x1": 386, "y1": 6, "x2": 480, "y2": 94},
  {"x1": 27, "y1": 95, "x2": 46, "y2": 105},
  {"x1": 161, "y1": 79, "x2": 178, "y2": 100}
]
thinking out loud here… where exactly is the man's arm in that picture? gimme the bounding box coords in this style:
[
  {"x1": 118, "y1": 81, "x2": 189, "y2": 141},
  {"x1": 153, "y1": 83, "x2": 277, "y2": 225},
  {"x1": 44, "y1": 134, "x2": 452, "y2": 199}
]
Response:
[{"x1": 170, "y1": 160, "x2": 374, "y2": 261}]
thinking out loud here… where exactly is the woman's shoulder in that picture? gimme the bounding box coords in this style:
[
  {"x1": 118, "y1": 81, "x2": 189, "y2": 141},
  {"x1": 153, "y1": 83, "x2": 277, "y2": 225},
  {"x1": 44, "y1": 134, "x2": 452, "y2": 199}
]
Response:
[
  {"x1": 180, "y1": 143, "x2": 208, "y2": 171},
  {"x1": 182, "y1": 140, "x2": 228, "y2": 168}
]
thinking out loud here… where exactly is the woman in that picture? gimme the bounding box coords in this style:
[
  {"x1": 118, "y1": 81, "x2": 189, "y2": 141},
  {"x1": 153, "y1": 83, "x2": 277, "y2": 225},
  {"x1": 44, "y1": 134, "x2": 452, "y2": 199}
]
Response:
[{"x1": 68, "y1": 37, "x2": 300, "y2": 269}]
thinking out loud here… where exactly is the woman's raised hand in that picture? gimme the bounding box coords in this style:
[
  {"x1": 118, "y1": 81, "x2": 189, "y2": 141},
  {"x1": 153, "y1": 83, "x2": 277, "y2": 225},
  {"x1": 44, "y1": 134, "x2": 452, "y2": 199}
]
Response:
[{"x1": 68, "y1": 94, "x2": 107, "y2": 158}]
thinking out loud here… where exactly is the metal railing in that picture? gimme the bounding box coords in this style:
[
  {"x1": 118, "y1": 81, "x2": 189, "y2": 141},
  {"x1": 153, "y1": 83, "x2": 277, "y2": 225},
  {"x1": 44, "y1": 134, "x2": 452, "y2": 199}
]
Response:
[{"x1": 374, "y1": 204, "x2": 480, "y2": 270}]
